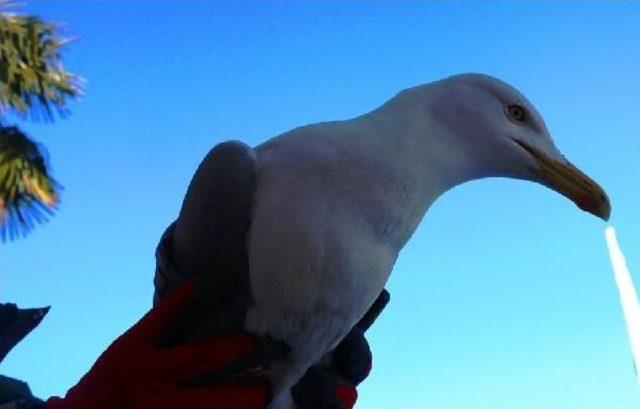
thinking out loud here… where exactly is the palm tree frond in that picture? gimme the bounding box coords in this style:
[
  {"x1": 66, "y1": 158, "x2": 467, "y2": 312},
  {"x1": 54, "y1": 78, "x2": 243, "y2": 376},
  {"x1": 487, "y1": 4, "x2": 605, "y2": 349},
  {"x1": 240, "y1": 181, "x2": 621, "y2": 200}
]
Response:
[
  {"x1": 0, "y1": 6, "x2": 83, "y2": 122},
  {"x1": 0, "y1": 125, "x2": 60, "y2": 241}
]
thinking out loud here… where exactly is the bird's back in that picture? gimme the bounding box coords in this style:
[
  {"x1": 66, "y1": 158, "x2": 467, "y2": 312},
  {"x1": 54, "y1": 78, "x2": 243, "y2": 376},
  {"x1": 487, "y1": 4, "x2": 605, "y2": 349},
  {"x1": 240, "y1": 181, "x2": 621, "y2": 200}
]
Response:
[{"x1": 153, "y1": 141, "x2": 257, "y2": 344}]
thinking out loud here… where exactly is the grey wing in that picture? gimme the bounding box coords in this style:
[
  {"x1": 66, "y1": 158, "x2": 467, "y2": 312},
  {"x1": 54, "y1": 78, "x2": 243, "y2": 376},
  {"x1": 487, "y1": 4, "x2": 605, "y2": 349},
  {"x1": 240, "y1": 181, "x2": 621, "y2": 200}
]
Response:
[{"x1": 154, "y1": 140, "x2": 257, "y2": 345}]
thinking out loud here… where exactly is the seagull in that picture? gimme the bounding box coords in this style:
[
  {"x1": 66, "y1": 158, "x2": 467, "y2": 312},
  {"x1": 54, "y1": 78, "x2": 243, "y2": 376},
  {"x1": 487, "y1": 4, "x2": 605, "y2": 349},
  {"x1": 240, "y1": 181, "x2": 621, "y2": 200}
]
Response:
[{"x1": 154, "y1": 73, "x2": 611, "y2": 409}]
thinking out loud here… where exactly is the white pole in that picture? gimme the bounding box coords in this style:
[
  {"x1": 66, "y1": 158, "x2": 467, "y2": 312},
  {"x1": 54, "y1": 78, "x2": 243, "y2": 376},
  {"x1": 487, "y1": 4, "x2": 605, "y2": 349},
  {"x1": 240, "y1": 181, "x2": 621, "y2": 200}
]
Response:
[{"x1": 604, "y1": 226, "x2": 640, "y2": 388}]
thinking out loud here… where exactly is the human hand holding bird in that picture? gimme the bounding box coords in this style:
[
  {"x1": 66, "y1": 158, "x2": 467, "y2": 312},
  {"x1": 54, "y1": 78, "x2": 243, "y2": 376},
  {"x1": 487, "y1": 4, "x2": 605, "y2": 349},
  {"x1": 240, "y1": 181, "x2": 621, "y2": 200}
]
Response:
[{"x1": 46, "y1": 281, "x2": 271, "y2": 409}]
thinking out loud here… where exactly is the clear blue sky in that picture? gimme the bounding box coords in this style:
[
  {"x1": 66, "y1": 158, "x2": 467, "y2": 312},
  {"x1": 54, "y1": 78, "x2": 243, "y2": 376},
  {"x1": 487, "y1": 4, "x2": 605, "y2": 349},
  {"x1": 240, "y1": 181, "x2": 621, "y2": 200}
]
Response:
[{"x1": 2, "y1": 2, "x2": 639, "y2": 408}]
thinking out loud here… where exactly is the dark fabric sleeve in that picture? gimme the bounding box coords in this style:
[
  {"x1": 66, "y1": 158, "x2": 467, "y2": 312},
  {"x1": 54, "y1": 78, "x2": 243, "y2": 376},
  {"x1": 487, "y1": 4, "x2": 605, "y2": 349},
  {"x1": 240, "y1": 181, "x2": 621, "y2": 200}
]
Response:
[
  {"x1": 0, "y1": 304, "x2": 49, "y2": 364},
  {"x1": 0, "y1": 305, "x2": 48, "y2": 409},
  {"x1": 0, "y1": 375, "x2": 44, "y2": 409}
]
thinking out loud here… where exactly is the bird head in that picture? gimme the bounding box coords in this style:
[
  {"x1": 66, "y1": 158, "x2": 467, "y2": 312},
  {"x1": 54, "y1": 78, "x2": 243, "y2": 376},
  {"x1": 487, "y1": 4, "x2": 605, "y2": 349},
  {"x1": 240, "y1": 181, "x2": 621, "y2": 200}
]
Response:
[{"x1": 393, "y1": 73, "x2": 611, "y2": 221}]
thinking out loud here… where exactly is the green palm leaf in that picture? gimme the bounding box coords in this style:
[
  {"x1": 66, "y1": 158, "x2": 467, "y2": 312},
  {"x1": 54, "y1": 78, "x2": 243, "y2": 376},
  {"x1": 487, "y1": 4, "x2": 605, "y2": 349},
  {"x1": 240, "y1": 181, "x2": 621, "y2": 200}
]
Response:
[
  {"x1": 0, "y1": 125, "x2": 59, "y2": 241},
  {"x1": 0, "y1": 1, "x2": 79, "y2": 240},
  {"x1": 0, "y1": 1, "x2": 83, "y2": 121}
]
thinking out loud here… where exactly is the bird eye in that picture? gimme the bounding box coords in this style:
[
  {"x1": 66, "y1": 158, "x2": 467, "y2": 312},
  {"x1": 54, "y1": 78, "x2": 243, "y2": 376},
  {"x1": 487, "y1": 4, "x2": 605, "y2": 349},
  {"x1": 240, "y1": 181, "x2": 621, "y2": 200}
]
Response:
[{"x1": 507, "y1": 104, "x2": 526, "y2": 123}]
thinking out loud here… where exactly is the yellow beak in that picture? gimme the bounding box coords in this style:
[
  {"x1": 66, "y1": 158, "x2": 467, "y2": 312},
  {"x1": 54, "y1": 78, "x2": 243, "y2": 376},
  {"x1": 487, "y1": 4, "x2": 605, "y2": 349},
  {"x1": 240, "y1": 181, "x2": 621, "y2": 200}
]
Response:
[{"x1": 514, "y1": 139, "x2": 611, "y2": 221}]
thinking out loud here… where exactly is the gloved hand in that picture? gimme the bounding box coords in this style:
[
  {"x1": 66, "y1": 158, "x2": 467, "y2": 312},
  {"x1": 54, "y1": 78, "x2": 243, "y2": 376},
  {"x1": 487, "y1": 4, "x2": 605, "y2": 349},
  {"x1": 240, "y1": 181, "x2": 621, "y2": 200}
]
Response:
[
  {"x1": 46, "y1": 281, "x2": 270, "y2": 409},
  {"x1": 292, "y1": 289, "x2": 390, "y2": 409}
]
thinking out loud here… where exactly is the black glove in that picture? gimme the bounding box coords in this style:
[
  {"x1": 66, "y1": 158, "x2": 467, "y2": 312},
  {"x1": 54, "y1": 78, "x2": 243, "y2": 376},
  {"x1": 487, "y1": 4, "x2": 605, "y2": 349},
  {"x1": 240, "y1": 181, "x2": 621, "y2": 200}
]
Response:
[{"x1": 292, "y1": 289, "x2": 390, "y2": 409}]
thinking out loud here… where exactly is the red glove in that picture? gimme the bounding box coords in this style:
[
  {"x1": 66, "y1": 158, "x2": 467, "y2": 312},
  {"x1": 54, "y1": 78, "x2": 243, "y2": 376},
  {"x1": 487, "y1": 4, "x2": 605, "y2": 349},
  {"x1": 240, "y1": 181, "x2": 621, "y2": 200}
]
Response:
[{"x1": 46, "y1": 281, "x2": 269, "y2": 409}]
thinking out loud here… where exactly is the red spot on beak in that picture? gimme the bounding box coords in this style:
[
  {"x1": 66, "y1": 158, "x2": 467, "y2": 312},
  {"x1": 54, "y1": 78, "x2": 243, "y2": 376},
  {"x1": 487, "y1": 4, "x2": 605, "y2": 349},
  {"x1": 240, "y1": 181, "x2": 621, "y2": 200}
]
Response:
[
  {"x1": 335, "y1": 384, "x2": 358, "y2": 409},
  {"x1": 576, "y1": 194, "x2": 596, "y2": 213}
]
